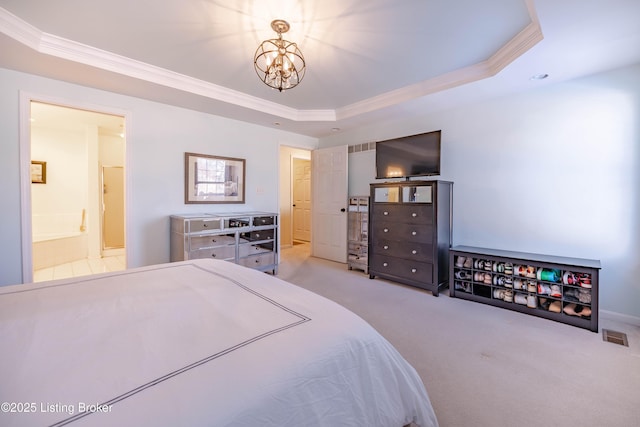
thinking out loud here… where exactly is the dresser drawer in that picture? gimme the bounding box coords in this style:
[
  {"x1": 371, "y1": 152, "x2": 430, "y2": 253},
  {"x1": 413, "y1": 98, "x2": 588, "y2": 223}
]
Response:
[
  {"x1": 190, "y1": 245, "x2": 236, "y2": 260},
  {"x1": 372, "y1": 239, "x2": 433, "y2": 261},
  {"x1": 189, "y1": 234, "x2": 236, "y2": 250},
  {"x1": 252, "y1": 216, "x2": 276, "y2": 226},
  {"x1": 374, "y1": 222, "x2": 433, "y2": 243},
  {"x1": 371, "y1": 204, "x2": 433, "y2": 225},
  {"x1": 239, "y1": 229, "x2": 275, "y2": 242},
  {"x1": 188, "y1": 219, "x2": 222, "y2": 233},
  {"x1": 238, "y1": 241, "x2": 274, "y2": 257},
  {"x1": 370, "y1": 255, "x2": 433, "y2": 284},
  {"x1": 348, "y1": 241, "x2": 368, "y2": 256},
  {"x1": 238, "y1": 252, "x2": 276, "y2": 268}
]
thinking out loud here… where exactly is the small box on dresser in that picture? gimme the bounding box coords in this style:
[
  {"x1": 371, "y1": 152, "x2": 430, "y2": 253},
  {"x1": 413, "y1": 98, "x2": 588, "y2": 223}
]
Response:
[
  {"x1": 450, "y1": 245, "x2": 600, "y2": 332},
  {"x1": 171, "y1": 212, "x2": 278, "y2": 274}
]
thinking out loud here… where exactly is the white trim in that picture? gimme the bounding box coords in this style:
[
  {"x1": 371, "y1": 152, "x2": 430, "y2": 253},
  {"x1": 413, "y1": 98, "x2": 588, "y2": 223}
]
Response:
[
  {"x1": 600, "y1": 310, "x2": 640, "y2": 328},
  {"x1": 1, "y1": 2, "x2": 542, "y2": 124},
  {"x1": 19, "y1": 92, "x2": 132, "y2": 283}
]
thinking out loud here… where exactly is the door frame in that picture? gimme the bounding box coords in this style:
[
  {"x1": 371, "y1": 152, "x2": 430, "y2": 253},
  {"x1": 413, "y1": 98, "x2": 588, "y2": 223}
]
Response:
[{"x1": 19, "y1": 91, "x2": 132, "y2": 283}]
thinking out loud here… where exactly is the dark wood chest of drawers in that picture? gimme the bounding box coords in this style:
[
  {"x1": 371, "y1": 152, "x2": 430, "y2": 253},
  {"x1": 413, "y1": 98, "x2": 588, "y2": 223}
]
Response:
[{"x1": 368, "y1": 181, "x2": 452, "y2": 296}]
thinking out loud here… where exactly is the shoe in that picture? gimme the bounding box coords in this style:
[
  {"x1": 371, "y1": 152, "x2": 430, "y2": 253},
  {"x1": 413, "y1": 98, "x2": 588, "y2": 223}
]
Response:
[
  {"x1": 578, "y1": 306, "x2": 592, "y2": 317},
  {"x1": 463, "y1": 258, "x2": 472, "y2": 268},
  {"x1": 563, "y1": 303, "x2": 579, "y2": 316},
  {"x1": 578, "y1": 273, "x2": 592, "y2": 288},
  {"x1": 563, "y1": 272, "x2": 579, "y2": 285},
  {"x1": 484, "y1": 261, "x2": 492, "y2": 271},
  {"x1": 504, "y1": 263, "x2": 513, "y2": 275},
  {"x1": 514, "y1": 293, "x2": 528, "y2": 305},
  {"x1": 503, "y1": 290, "x2": 513, "y2": 303},
  {"x1": 537, "y1": 283, "x2": 551, "y2": 295},
  {"x1": 550, "y1": 285, "x2": 561, "y2": 298},
  {"x1": 514, "y1": 279, "x2": 524, "y2": 290},
  {"x1": 539, "y1": 297, "x2": 550, "y2": 310},
  {"x1": 527, "y1": 295, "x2": 537, "y2": 308},
  {"x1": 577, "y1": 289, "x2": 591, "y2": 304},
  {"x1": 484, "y1": 275, "x2": 492, "y2": 285},
  {"x1": 455, "y1": 256, "x2": 466, "y2": 267},
  {"x1": 527, "y1": 281, "x2": 537, "y2": 292},
  {"x1": 504, "y1": 277, "x2": 513, "y2": 288},
  {"x1": 549, "y1": 301, "x2": 562, "y2": 313},
  {"x1": 455, "y1": 270, "x2": 471, "y2": 280},
  {"x1": 493, "y1": 289, "x2": 505, "y2": 299}
]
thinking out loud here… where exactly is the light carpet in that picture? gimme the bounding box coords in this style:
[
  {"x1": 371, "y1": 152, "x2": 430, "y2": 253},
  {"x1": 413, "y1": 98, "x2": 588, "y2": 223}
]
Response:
[{"x1": 278, "y1": 243, "x2": 640, "y2": 427}]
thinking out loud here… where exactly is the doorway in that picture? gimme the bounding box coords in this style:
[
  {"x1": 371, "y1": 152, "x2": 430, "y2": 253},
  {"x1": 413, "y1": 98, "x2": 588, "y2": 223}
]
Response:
[
  {"x1": 279, "y1": 146, "x2": 311, "y2": 249},
  {"x1": 292, "y1": 157, "x2": 311, "y2": 243},
  {"x1": 28, "y1": 101, "x2": 126, "y2": 282}
]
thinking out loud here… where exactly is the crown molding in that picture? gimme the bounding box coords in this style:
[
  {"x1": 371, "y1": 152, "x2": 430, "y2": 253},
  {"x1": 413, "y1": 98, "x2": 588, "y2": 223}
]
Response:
[{"x1": 0, "y1": 1, "x2": 542, "y2": 124}]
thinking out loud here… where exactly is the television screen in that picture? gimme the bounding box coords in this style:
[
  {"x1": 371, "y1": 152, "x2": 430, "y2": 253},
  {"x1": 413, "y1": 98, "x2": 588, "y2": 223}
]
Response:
[{"x1": 375, "y1": 130, "x2": 441, "y2": 179}]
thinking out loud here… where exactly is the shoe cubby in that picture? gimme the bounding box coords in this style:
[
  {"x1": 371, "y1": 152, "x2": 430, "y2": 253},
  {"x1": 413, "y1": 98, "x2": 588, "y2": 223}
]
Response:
[{"x1": 450, "y1": 246, "x2": 600, "y2": 332}]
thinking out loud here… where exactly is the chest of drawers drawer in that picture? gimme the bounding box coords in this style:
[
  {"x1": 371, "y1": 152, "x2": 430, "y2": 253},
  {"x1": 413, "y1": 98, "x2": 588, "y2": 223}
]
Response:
[
  {"x1": 373, "y1": 222, "x2": 433, "y2": 243},
  {"x1": 371, "y1": 205, "x2": 433, "y2": 225},
  {"x1": 370, "y1": 254, "x2": 434, "y2": 284},
  {"x1": 372, "y1": 239, "x2": 433, "y2": 261}
]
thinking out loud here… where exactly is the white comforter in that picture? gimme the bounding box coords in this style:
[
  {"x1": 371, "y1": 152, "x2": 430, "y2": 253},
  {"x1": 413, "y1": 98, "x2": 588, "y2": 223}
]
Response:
[{"x1": 0, "y1": 259, "x2": 438, "y2": 427}]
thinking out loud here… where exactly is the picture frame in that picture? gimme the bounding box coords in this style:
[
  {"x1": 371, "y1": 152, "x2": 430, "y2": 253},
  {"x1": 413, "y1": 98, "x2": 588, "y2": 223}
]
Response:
[
  {"x1": 184, "y1": 152, "x2": 246, "y2": 204},
  {"x1": 31, "y1": 160, "x2": 46, "y2": 184}
]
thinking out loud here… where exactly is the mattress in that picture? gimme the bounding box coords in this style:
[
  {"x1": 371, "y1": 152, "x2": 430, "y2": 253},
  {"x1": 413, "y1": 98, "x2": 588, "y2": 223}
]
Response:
[{"x1": 0, "y1": 259, "x2": 438, "y2": 426}]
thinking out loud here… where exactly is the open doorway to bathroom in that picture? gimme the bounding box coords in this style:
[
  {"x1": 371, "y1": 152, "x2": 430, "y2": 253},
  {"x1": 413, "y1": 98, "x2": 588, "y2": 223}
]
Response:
[{"x1": 30, "y1": 101, "x2": 126, "y2": 282}]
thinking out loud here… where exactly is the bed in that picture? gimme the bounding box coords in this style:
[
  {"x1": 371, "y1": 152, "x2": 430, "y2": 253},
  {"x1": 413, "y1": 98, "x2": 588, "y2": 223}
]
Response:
[{"x1": 0, "y1": 259, "x2": 438, "y2": 427}]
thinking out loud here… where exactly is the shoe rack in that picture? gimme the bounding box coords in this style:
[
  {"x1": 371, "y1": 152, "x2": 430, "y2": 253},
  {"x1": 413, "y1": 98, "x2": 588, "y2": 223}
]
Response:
[{"x1": 450, "y1": 245, "x2": 600, "y2": 332}]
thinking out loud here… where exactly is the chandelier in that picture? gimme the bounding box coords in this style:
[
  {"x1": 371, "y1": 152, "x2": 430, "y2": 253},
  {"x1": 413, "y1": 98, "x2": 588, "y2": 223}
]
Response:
[{"x1": 254, "y1": 20, "x2": 306, "y2": 92}]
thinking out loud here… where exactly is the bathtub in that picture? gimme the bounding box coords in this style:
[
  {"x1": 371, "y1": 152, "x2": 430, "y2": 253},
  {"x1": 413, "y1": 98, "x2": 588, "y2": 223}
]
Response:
[{"x1": 32, "y1": 231, "x2": 88, "y2": 270}]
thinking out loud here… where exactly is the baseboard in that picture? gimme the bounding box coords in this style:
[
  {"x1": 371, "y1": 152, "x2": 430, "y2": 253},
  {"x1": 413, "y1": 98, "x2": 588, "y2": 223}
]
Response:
[{"x1": 600, "y1": 309, "x2": 640, "y2": 327}]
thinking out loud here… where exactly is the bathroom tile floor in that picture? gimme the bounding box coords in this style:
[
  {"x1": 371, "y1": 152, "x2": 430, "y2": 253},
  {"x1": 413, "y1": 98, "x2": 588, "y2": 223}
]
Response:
[{"x1": 33, "y1": 255, "x2": 126, "y2": 282}]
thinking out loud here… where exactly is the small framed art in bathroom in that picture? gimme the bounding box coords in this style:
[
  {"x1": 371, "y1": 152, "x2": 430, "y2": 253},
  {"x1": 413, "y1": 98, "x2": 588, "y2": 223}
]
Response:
[{"x1": 31, "y1": 160, "x2": 46, "y2": 184}]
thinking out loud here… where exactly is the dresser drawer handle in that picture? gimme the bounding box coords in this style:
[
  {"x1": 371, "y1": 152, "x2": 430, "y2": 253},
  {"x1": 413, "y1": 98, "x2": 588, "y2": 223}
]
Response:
[
  {"x1": 411, "y1": 231, "x2": 417, "y2": 236},
  {"x1": 203, "y1": 223, "x2": 209, "y2": 228},
  {"x1": 412, "y1": 213, "x2": 417, "y2": 217},
  {"x1": 255, "y1": 233, "x2": 260, "y2": 238},
  {"x1": 383, "y1": 245, "x2": 389, "y2": 250},
  {"x1": 411, "y1": 268, "x2": 417, "y2": 273},
  {"x1": 383, "y1": 262, "x2": 388, "y2": 267},
  {"x1": 412, "y1": 250, "x2": 417, "y2": 254},
  {"x1": 383, "y1": 228, "x2": 389, "y2": 233},
  {"x1": 211, "y1": 254, "x2": 216, "y2": 258},
  {"x1": 383, "y1": 211, "x2": 389, "y2": 216}
]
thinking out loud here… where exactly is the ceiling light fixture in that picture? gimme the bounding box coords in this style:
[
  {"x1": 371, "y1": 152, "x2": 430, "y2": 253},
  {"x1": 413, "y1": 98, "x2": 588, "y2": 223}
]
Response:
[{"x1": 254, "y1": 20, "x2": 306, "y2": 92}]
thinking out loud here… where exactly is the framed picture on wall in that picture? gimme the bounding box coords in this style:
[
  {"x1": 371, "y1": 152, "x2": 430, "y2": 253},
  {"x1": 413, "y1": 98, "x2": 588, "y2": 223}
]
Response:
[
  {"x1": 31, "y1": 160, "x2": 46, "y2": 184},
  {"x1": 184, "y1": 152, "x2": 245, "y2": 204}
]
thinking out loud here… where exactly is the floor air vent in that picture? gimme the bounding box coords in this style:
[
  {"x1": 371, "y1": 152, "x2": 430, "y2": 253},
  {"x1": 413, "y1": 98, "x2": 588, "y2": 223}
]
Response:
[{"x1": 602, "y1": 329, "x2": 629, "y2": 346}]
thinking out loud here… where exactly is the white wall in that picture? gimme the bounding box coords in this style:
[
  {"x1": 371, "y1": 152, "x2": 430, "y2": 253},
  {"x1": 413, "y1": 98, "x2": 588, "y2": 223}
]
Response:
[
  {"x1": 0, "y1": 67, "x2": 317, "y2": 286},
  {"x1": 321, "y1": 63, "x2": 640, "y2": 320},
  {"x1": 31, "y1": 127, "x2": 88, "y2": 235}
]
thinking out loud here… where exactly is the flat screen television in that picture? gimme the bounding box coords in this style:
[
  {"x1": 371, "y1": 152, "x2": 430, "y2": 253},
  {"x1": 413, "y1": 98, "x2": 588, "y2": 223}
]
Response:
[{"x1": 375, "y1": 130, "x2": 441, "y2": 179}]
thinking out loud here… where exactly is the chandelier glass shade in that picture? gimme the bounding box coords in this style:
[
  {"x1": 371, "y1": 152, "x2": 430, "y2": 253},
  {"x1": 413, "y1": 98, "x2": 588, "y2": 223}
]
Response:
[{"x1": 254, "y1": 20, "x2": 306, "y2": 92}]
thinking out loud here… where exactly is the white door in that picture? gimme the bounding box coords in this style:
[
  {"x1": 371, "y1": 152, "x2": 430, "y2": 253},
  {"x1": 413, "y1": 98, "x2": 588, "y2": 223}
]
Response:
[
  {"x1": 311, "y1": 145, "x2": 348, "y2": 263},
  {"x1": 293, "y1": 158, "x2": 311, "y2": 242}
]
